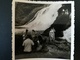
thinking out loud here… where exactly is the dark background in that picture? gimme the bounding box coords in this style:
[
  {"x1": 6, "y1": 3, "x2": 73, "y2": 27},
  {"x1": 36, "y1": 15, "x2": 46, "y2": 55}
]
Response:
[{"x1": 0, "y1": 0, "x2": 79, "y2": 60}]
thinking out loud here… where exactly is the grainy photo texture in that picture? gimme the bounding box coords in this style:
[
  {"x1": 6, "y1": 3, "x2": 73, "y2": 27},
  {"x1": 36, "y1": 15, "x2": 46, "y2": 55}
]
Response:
[{"x1": 12, "y1": 1, "x2": 74, "y2": 60}]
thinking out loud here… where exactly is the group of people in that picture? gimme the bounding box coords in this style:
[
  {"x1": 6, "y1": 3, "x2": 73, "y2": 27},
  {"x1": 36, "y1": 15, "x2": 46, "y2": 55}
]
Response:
[
  {"x1": 21, "y1": 27, "x2": 69, "y2": 53},
  {"x1": 22, "y1": 29, "x2": 48, "y2": 53}
]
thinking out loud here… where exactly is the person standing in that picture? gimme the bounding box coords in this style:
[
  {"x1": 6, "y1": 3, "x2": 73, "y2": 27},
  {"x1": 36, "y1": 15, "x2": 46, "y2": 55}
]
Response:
[
  {"x1": 23, "y1": 29, "x2": 28, "y2": 40},
  {"x1": 49, "y1": 28, "x2": 55, "y2": 42}
]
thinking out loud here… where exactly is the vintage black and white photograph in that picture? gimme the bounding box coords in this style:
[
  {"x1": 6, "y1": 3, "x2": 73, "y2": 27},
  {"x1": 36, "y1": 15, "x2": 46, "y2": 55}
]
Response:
[{"x1": 12, "y1": 0, "x2": 74, "y2": 60}]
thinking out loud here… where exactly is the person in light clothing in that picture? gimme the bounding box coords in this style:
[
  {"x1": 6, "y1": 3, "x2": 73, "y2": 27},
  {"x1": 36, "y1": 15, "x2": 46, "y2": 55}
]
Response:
[
  {"x1": 49, "y1": 28, "x2": 55, "y2": 42},
  {"x1": 22, "y1": 35, "x2": 34, "y2": 52}
]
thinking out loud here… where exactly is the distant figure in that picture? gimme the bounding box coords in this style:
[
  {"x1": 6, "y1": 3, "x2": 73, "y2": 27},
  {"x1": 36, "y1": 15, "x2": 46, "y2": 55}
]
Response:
[
  {"x1": 22, "y1": 35, "x2": 34, "y2": 52},
  {"x1": 49, "y1": 28, "x2": 55, "y2": 42}
]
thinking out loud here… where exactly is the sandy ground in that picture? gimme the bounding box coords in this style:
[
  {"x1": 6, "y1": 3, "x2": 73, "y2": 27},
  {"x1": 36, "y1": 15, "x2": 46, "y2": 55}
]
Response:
[{"x1": 15, "y1": 43, "x2": 70, "y2": 59}]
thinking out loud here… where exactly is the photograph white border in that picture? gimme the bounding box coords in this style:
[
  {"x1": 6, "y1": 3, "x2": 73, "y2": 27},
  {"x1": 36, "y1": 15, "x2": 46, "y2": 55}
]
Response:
[{"x1": 12, "y1": 0, "x2": 74, "y2": 60}]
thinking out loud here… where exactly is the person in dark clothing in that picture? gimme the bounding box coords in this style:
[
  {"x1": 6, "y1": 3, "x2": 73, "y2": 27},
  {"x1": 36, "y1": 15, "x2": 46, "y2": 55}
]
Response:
[
  {"x1": 32, "y1": 36, "x2": 39, "y2": 51},
  {"x1": 23, "y1": 29, "x2": 28, "y2": 40},
  {"x1": 38, "y1": 34, "x2": 49, "y2": 52}
]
